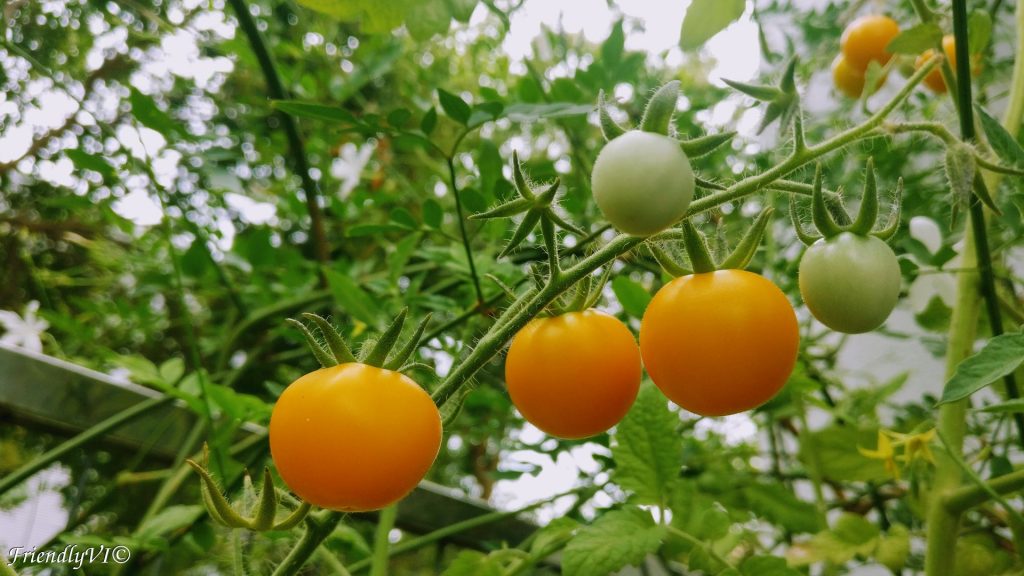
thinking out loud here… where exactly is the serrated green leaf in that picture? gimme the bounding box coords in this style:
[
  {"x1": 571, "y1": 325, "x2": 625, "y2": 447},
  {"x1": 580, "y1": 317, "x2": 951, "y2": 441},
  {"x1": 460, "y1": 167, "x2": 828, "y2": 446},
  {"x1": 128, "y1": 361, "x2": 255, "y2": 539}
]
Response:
[
  {"x1": 940, "y1": 331, "x2": 1024, "y2": 404},
  {"x1": 438, "y1": 89, "x2": 471, "y2": 124},
  {"x1": 680, "y1": 0, "x2": 746, "y2": 51},
  {"x1": 612, "y1": 385, "x2": 681, "y2": 504},
  {"x1": 562, "y1": 507, "x2": 665, "y2": 576},
  {"x1": 975, "y1": 104, "x2": 1024, "y2": 168},
  {"x1": 610, "y1": 276, "x2": 650, "y2": 319},
  {"x1": 886, "y1": 23, "x2": 943, "y2": 54}
]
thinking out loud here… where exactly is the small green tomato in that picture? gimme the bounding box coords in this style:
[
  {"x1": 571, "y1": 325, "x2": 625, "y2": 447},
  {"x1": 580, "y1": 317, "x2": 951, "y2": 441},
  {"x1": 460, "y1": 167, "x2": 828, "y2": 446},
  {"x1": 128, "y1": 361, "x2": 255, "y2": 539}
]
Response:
[
  {"x1": 591, "y1": 130, "x2": 695, "y2": 236},
  {"x1": 798, "y1": 232, "x2": 901, "y2": 334}
]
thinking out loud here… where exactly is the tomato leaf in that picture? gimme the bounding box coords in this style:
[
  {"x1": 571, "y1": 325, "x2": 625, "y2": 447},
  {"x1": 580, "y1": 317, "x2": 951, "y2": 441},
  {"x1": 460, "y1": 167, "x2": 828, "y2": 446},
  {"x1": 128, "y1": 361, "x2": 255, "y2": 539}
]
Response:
[
  {"x1": 421, "y1": 107, "x2": 439, "y2": 134},
  {"x1": 798, "y1": 426, "x2": 890, "y2": 483},
  {"x1": 502, "y1": 102, "x2": 594, "y2": 122},
  {"x1": 975, "y1": 104, "x2": 1024, "y2": 168},
  {"x1": 874, "y1": 524, "x2": 911, "y2": 573},
  {"x1": 939, "y1": 331, "x2": 1024, "y2": 405},
  {"x1": 740, "y1": 555, "x2": 802, "y2": 576},
  {"x1": 273, "y1": 100, "x2": 358, "y2": 124},
  {"x1": 885, "y1": 23, "x2": 943, "y2": 55},
  {"x1": 130, "y1": 88, "x2": 188, "y2": 140},
  {"x1": 679, "y1": 0, "x2": 746, "y2": 51},
  {"x1": 968, "y1": 11, "x2": 993, "y2": 54},
  {"x1": 742, "y1": 481, "x2": 822, "y2": 534},
  {"x1": 611, "y1": 385, "x2": 681, "y2": 504},
  {"x1": 323, "y1": 268, "x2": 382, "y2": 328},
  {"x1": 610, "y1": 276, "x2": 651, "y2": 319},
  {"x1": 562, "y1": 507, "x2": 665, "y2": 576},
  {"x1": 440, "y1": 551, "x2": 503, "y2": 576},
  {"x1": 65, "y1": 148, "x2": 116, "y2": 179},
  {"x1": 438, "y1": 89, "x2": 471, "y2": 125}
]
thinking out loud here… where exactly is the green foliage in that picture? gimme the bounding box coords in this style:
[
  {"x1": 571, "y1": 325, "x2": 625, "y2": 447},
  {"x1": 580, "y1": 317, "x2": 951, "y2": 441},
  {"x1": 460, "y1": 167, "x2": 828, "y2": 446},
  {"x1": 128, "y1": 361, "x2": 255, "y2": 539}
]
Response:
[
  {"x1": 940, "y1": 331, "x2": 1024, "y2": 404},
  {"x1": 561, "y1": 507, "x2": 665, "y2": 576}
]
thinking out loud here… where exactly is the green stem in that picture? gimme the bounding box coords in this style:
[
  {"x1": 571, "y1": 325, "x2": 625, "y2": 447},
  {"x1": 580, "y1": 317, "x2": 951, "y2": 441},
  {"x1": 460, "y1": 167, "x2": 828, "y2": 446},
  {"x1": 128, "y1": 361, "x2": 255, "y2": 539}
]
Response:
[
  {"x1": 317, "y1": 548, "x2": 354, "y2": 576},
  {"x1": 271, "y1": 513, "x2": 344, "y2": 576},
  {"x1": 347, "y1": 486, "x2": 587, "y2": 573},
  {"x1": 232, "y1": 530, "x2": 245, "y2": 576},
  {"x1": 225, "y1": 0, "x2": 331, "y2": 275},
  {"x1": 666, "y1": 526, "x2": 735, "y2": 571},
  {"x1": 926, "y1": 0, "x2": 1024, "y2": 569},
  {"x1": 370, "y1": 505, "x2": 398, "y2": 576},
  {"x1": 0, "y1": 559, "x2": 18, "y2": 576},
  {"x1": 446, "y1": 152, "x2": 486, "y2": 306},
  {"x1": 937, "y1": 431, "x2": 1024, "y2": 524},
  {"x1": 0, "y1": 396, "x2": 172, "y2": 497}
]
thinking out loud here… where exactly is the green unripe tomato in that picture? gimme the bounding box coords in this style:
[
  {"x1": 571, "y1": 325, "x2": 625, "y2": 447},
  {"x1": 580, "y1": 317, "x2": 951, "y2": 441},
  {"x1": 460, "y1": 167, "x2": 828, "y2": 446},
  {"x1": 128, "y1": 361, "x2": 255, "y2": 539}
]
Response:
[
  {"x1": 591, "y1": 130, "x2": 695, "y2": 236},
  {"x1": 798, "y1": 232, "x2": 901, "y2": 334}
]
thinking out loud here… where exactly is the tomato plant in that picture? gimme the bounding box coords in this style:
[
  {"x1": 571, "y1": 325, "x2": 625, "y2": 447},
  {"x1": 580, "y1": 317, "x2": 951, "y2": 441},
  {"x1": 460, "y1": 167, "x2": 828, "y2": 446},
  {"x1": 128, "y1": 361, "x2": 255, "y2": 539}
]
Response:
[
  {"x1": 269, "y1": 362, "x2": 442, "y2": 512},
  {"x1": 4, "y1": 0, "x2": 1024, "y2": 575},
  {"x1": 505, "y1": 309, "x2": 640, "y2": 439}
]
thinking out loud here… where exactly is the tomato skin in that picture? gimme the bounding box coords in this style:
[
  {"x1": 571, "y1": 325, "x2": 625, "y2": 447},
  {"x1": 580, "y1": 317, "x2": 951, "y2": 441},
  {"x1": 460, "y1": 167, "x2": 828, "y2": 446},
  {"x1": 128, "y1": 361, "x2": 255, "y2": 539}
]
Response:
[
  {"x1": 916, "y1": 35, "x2": 980, "y2": 93},
  {"x1": 591, "y1": 130, "x2": 695, "y2": 237},
  {"x1": 505, "y1": 309, "x2": 641, "y2": 439},
  {"x1": 269, "y1": 363, "x2": 441, "y2": 512},
  {"x1": 841, "y1": 15, "x2": 900, "y2": 71},
  {"x1": 799, "y1": 232, "x2": 901, "y2": 334},
  {"x1": 639, "y1": 270, "x2": 799, "y2": 417},
  {"x1": 832, "y1": 55, "x2": 867, "y2": 98}
]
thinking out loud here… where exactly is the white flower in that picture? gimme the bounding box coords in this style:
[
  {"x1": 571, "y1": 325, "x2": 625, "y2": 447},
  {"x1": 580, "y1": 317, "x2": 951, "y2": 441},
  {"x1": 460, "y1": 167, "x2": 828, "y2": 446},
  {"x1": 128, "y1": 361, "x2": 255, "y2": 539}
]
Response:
[
  {"x1": 331, "y1": 141, "x2": 374, "y2": 199},
  {"x1": 0, "y1": 300, "x2": 49, "y2": 353}
]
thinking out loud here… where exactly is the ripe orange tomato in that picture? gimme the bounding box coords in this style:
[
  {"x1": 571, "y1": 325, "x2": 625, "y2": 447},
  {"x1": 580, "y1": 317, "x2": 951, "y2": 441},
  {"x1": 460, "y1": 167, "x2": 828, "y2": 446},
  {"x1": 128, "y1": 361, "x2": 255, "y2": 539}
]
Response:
[
  {"x1": 269, "y1": 363, "x2": 442, "y2": 511},
  {"x1": 505, "y1": 309, "x2": 641, "y2": 439},
  {"x1": 639, "y1": 270, "x2": 799, "y2": 417},
  {"x1": 832, "y1": 55, "x2": 889, "y2": 98},
  {"x1": 916, "y1": 35, "x2": 980, "y2": 93},
  {"x1": 840, "y1": 15, "x2": 900, "y2": 71}
]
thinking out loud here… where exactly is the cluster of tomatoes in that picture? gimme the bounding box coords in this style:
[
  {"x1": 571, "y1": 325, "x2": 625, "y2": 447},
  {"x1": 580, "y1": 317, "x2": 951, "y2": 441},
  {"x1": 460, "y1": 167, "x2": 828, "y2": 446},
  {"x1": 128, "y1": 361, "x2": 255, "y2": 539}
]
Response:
[
  {"x1": 268, "y1": 84, "x2": 906, "y2": 513},
  {"x1": 832, "y1": 14, "x2": 976, "y2": 98}
]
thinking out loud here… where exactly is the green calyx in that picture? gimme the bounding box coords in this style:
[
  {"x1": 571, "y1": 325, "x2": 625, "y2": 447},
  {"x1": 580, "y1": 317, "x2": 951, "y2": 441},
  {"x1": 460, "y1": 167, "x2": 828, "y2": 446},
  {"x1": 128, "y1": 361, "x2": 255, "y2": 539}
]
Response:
[
  {"x1": 598, "y1": 82, "x2": 734, "y2": 158},
  {"x1": 791, "y1": 159, "x2": 903, "y2": 245},
  {"x1": 649, "y1": 207, "x2": 774, "y2": 276},
  {"x1": 470, "y1": 151, "x2": 582, "y2": 266},
  {"x1": 187, "y1": 444, "x2": 311, "y2": 531},
  {"x1": 286, "y1": 310, "x2": 431, "y2": 372},
  {"x1": 724, "y1": 56, "x2": 800, "y2": 135},
  {"x1": 549, "y1": 264, "x2": 613, "y2": 315}
]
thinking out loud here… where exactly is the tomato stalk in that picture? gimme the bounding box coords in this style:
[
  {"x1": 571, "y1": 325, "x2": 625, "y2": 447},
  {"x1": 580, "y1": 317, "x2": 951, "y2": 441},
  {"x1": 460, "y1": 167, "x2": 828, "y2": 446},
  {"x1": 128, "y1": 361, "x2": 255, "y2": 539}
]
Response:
[
  {"x1": 921, "y1": 0, "x2": 1024, "y2": 572},
  {"x1": 370, "y1": 504, "x2": 398, "y2": 576}
]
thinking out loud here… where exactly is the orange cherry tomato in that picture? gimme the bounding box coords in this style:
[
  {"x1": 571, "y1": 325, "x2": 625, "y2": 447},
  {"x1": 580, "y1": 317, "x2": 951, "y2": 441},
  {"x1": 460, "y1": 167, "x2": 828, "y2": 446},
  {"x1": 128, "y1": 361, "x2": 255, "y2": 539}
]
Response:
[
  {"x1": 269, "y1": 363, "x2": 442, "y2": 511},
  {"x1": 639, "y1": 270, "x2": 799, "y2": 417},
  {"x1": 916, "y1": 35, "x2": 981, "y2": 94},
  {"x1": 833, "y1": 55, "x2": 891, "y2": 98},
  {"x1": 841, "y1": 15, "x2": 900, "y2": 71},
  {"x1": 505, "y1": 309, "x2": 641, "y2": 439}
]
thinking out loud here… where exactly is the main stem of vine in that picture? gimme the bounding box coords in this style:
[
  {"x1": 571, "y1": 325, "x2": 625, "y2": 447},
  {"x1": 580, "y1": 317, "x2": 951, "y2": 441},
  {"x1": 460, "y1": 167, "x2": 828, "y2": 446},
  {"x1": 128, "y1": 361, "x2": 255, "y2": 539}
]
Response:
[
  {"x1": 924, "y1": 1, "x2": 1024, "y2": 574},
  {"x1": 370, "y1": 504, "x2": 398, "y2": 576}
]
